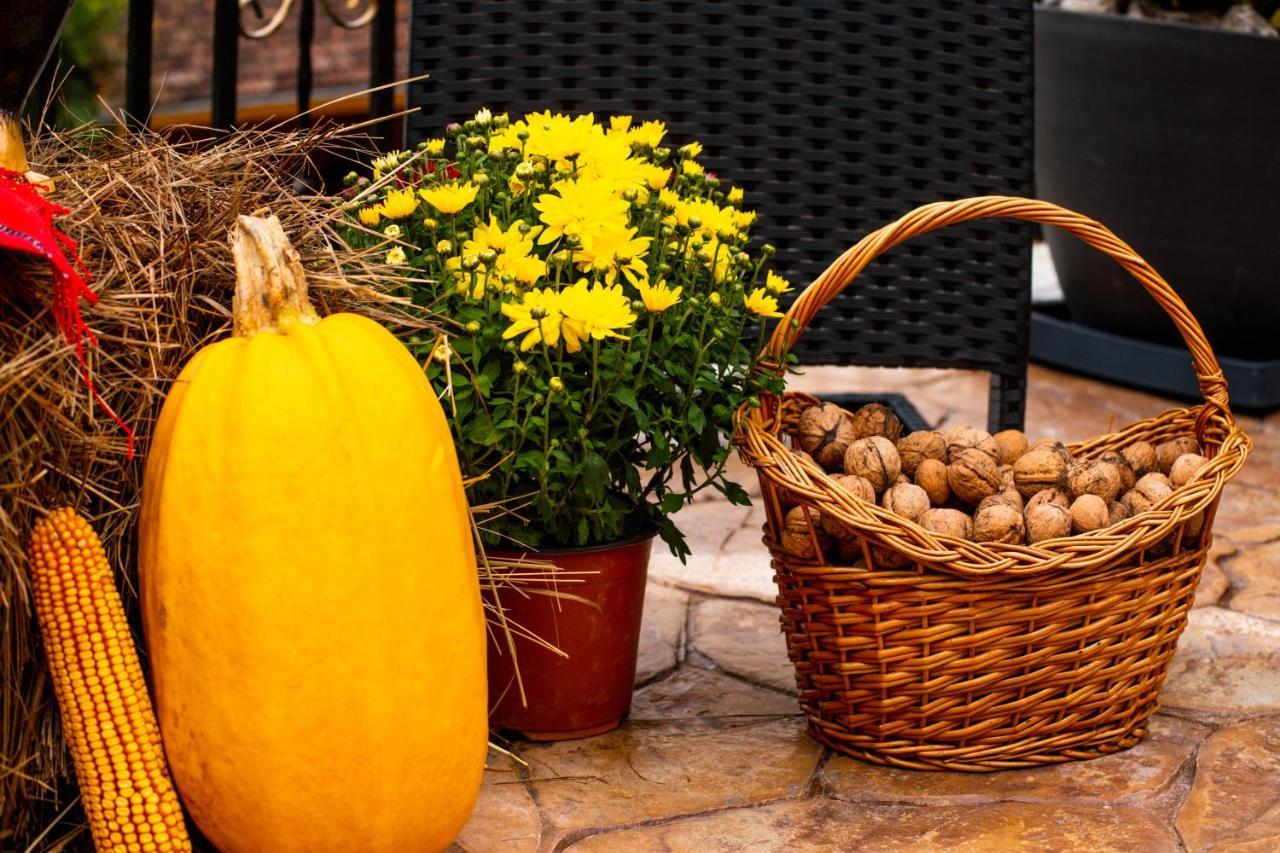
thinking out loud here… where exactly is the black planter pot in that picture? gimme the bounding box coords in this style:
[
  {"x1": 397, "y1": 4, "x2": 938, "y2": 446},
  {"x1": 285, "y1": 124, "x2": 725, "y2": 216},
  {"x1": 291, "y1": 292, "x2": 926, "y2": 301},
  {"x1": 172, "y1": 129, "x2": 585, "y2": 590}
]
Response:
[{"x1": 1035, "y1": 6, "x2": 1280, "y2": 360}]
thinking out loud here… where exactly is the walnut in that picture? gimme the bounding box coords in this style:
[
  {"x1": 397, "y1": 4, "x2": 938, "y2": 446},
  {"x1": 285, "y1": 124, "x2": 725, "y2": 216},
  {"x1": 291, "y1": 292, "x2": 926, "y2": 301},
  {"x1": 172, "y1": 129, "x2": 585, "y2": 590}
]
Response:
[
  {"x1": 1121, "y1": 441, "x2": 1157, "y2": 477},
  {"x1": 1184, "y1": 510, "x2": 1205, "y2": 542},
  {"x1": 1025, "y1": 487, "x2": 1071, "y2": 513},
  {"x1": 919, "y1": 508, "x2": 973, "y2": 540},
  {"x1": 833, "y1": 537, "x2": 866, "y2": 565},
  {"x1": 1169, "y1": 453, "x2": 1209, "y2": 489},
  {"x1": 1122, "y1": 473, "x2": 1174, "y2": 515},
  {"x1": 896, "y1": 430, "x2": 947, "y2": 477},
  {"x1": 893, "y1": 473, "x2": 911, "y2": 487},
  {"x1": 974, "y1": 502, "x2": 1026, "y2": 545},
  {"x1": 915, "y1": 459, "x2": 951, "y2": 507},
  {"x1": 1099, "y1": 451, "x2": 1137, "y2": 492},
  {"x1": 944, "y1": 426, "x2": 998, "y2": 462},
  {"x1": 849, "y1": 402, "x2": 903, "y2": 442},
  {"x1": 870, "y1": 544, "x2": 912, "y2": 569},
  {"x1": 780, "y1": 506, "x2": 831, "y2": 559},
  {"x1": 1013, "y1": 447, "x2": 1069, "y2": 498},
  {"x1": 1108, "y1": 500, "x2": 1131, "y2": 526},
  {"x1": 820, "y1": 474, "x2": 876, "y2": 538},
  {"x1": 1025, "y1": 503, "x2": 1071, "y2": 544},
  {"x1": 1067, "y1": 459, "x2": 1123, "y2": 503},
  {"x1": 797, "y1": 403, "x2": 856, "y2": 470},
  {"x1": 1029, "y1": 438, "x2": 1074, "y2": 468},
  {"x1": 843, "y1": 436, "x2": 901, "y2": 493},
  {"x1": 1156, "y1": 437, "x2": 1200, "y2": 474},
  {"x1": 992, "y1": 429, "x2": 1029, "y2": 466},
  {"x1": 1070, "y1": 494, "x2": 1110, "y2": 534},
  {"x1": 999, "y1": 464, "x2": 1016, "y2": 492},
  {"x1": 998, "y1": 489, "x2": 1025, "y2": 510},
  {"x1": 977, "y1": 493, "x2": 1021, "y2": 514},
  {"x1": 882, "y1": 483, "x2": 930, "y2": 522},
  {"x1": 948, "y1": 448, "x2": 1001, "y2": 506}
]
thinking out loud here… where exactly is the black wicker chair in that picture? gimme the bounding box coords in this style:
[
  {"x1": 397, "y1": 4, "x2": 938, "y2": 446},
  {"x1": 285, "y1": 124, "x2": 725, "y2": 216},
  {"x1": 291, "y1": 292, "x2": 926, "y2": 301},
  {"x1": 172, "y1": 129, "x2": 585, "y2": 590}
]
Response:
[{"x1": 407, "y1": 1, "x2": 1034, "y2": 431}]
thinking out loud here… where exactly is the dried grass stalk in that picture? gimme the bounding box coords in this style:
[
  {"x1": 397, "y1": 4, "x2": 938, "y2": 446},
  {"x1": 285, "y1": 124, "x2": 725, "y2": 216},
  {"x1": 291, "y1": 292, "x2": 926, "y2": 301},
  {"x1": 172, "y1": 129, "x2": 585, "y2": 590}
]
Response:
[{"x1": 0, "y1": 119, "x2": 435, "y2": 840}]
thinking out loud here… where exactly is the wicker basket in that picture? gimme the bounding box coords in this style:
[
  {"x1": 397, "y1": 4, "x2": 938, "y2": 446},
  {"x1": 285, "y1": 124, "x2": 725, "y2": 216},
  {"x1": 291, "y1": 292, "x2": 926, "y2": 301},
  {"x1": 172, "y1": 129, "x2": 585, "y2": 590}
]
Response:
[{"x1": 734, "y1": 197, "x2": 1251, "y2": 771}]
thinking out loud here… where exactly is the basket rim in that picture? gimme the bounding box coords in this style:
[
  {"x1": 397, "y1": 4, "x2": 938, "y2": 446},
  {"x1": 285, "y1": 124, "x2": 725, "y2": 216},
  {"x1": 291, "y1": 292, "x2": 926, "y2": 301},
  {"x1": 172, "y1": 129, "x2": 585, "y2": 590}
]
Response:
[{"x1": 733, "y1": 390, "x2": 1251, "y2": 578}]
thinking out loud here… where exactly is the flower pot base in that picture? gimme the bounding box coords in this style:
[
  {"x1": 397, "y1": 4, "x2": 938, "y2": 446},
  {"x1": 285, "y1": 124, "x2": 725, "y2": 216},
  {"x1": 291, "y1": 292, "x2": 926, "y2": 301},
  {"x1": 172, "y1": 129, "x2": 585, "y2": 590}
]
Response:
[{"x1": 502, "y1": 717, "x2": 624, "y2": 742}]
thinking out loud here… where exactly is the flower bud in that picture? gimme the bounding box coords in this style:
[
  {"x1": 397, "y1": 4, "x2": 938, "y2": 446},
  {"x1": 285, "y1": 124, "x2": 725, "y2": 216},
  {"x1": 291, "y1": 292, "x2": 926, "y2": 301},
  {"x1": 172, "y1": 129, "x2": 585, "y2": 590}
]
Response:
[
  {"x1": 461, "y1": 255, "x2": 481, "y2": 271},
  {"x1": 622, "y1": 188, "x2": 638, "y2": 202},
  {"x1": 564, "y1": 233, "x2": 582, "y2": 249},
  {"x1": 549, "y1": 377, "x2": 565, "y2": 393},
  {"x1": 343, "y1": 171, "x2": 359, "y2": 186},
  {"x1": 515, "y1": 161, "x2": 535, "y2": 178},
  {"x1": 761, "y1": 244, "x2": 777, "y2": 257},
  {"x1": 530, "y1": 306, "x2": 549, "y2": 320},
  {"x1": 465, "y1": 320, "x2": 481, "y2": 334},
  {"x1": 687, "y1": 216, "x2": 702, "y2": 230},
  {"x1": 473, "y1": 172, "x2": 490, "y2": 186},
  {"x1": 513, "y1": 360, "x2": 528, "y2": 374},
  {"x1": 660, "y1": 225, "x2": 674, "y2": 239},
  {"x1": 479, "y1": 249, "x2": 498, "y2": 264},
  {"x1": 467, "y1": 135, "x2": 487, "y2": 149},
  {"x1": 517, "y1": 221, "x2": 532, "y2": 234},
  {"x1": 577, "y1": 427, "x2": 589, "y2": 440},
  {"x1": 446, "y1": 122, "x2": 462, "y2": 134},
  {"x1": 424, "y1": 218, "x2": 439, "y2": 231},
  {"x1": 516, "y1": 129, "x2": 530, "y2": 141},
  {"x1": 654, "y1": 147, "x2": 671, "y2": 161},
  {"x1": 435, "y1": 239, "x2": 454, "y2": 254}
]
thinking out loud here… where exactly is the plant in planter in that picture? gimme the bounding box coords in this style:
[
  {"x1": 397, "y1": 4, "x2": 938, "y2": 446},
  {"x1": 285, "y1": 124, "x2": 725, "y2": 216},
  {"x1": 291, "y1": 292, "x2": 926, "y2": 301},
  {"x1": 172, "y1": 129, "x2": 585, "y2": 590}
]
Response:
[
  {"x1": 341, "y1": 109, "x2": 785, "y2": 738},
  {"x1": 1036, "y1": 0, "x2": 1280, "y2": 364}
]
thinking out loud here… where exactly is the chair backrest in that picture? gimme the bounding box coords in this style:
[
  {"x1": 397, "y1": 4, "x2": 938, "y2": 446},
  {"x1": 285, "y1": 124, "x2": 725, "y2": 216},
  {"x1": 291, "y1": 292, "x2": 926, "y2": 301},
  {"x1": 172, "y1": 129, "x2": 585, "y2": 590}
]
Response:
[{"x1": 407, "y1": 0, "x2": 1034, "y2": 431}]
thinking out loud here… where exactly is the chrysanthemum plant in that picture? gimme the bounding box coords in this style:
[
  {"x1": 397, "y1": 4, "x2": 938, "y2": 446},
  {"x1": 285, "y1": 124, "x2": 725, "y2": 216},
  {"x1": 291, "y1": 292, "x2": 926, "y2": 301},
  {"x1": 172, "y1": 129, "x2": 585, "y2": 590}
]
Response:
[{"x1": 341, "y1": 110, "x2": 790, "y2": 558}]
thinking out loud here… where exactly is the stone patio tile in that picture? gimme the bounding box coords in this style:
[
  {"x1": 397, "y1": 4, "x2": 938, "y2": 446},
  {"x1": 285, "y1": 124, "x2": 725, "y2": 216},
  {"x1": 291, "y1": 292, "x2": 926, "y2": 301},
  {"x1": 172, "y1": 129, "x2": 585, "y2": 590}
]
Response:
[
  {"x1": 689, "y1": 597, "x2": 796, "y2": 694},
  {"x1": 629, "y1": 666, "x2": 798, "y2": 722},
  {"x1": 454, "y1": 750, "x2": 543, "y2": 853},
  {"x1": 819, "y1": 715, "x2": 1206, "y2": 817},
  {"x1": 635, "y1": 583, "x2": 687, "y2": 684},
  {"x1": 1209, "y1": 483, "x2": 1279, "y2": 542},
  {"x1": 565, "y1": 798, "x2": 1180, "y2": 852},
  {"x1": 1195, "y1": 540, "x2": 1235, "y2": 608},
  {"x1": 1161, "y1": 607, "x2": 1280, "y2": 721},
  {"x1": 648, "y1": 501, "x2": 777, "y2": 603},
  {"x1": 1176, "y1": 715, "x2": 1280, "y2": 852},
  {"x1": 1222, "y1": 523, "x2": 1280, "y2": 546},
  {"x1": 1222, "y1": 540, "x2": 1280, "y2": 623},
  {"x1": 521, "y1": 717, "x2": 821, "y2": 839}
]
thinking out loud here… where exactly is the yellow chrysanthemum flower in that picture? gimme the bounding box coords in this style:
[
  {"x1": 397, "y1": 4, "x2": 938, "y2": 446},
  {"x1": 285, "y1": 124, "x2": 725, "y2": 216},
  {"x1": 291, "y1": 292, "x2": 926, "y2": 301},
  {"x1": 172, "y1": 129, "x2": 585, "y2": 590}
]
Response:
[
  {"x1": 534, "y1": 179, "x2": 630, "y2": 244},
  {"x1": 681, "y1": 159, "x2": 704, "y2": 177},
  {"x1": 744, "y1": 287, "x2": 783, "y2": 318},
  {"x1": 379, "y1": 186, "x2": 419, "y2": 220},
  {"x1": 709, "y1": 292, "x2": 722, "y2": 307},
  {"x1": 608, "y1": 115, "x2": 633, "y2": 135},
  {"x1": 766, "y1": 271, "x2": 793, "y2": 294},
  {"x1": 727, "y1": 186, "x2": 744, "y2": 205},
  {"x1": 469, "y1": 216, "x2": 542, "y2": 255},
  {"x1": 519, "y1": 110, "x2": 607, "y2": 164},
  {"x1": 559, "y1": 279, "x2": 637, "y2": 352},
  {"x1": 357, "y1": 205, "x2": 381, "y2": 226},
  {"x1": 419, "y1": 181, "x2": 479, "y2": 215},
  {"x1": 636, "y1": 278, "x2": 682, "y2": 313},
  {"x1": 383, "y1": 223, "x2": 401, "y2": 239},
  {"x1": 501, "y1": 288, "x2": 564, "y2": 351},
  {"x1": 576, "y1": 221, "x2": 652, "y2": 285},
  {"x1": 425, "y1": 138, "x2": 445, "y2": 155},
  {"x1": 494, "y1": 251, "x2": 547, "y2": 287},
  {"x1": 386, "y1": 246, "x2": 407, "y2": 265},
  {"x1": 628, "y1": 119, "x2": 667, "y2": 149}
]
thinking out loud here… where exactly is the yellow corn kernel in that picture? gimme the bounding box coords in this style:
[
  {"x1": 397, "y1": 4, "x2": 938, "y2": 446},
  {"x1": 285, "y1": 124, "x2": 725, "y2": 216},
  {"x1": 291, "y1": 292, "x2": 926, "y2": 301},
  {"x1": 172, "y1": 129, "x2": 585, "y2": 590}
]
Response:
[{"x1": 29, "y1": 508, "x2": 191, "y2": 853}]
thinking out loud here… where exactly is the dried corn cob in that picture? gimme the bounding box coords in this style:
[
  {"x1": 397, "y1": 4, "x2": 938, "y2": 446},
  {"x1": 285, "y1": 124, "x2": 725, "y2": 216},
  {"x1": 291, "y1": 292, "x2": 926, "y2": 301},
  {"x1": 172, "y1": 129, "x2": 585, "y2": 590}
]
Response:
[{"x1": 28, "y1": 508, "x2": 190, "y2": 852}]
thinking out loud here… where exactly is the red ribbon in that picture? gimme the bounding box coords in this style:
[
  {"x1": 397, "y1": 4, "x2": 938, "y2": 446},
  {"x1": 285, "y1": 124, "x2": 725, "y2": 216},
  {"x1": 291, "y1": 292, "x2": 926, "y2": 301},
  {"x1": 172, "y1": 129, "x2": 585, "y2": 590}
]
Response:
[{"x1": 0, "y1": 167, "x2": 134, "y2": 458}]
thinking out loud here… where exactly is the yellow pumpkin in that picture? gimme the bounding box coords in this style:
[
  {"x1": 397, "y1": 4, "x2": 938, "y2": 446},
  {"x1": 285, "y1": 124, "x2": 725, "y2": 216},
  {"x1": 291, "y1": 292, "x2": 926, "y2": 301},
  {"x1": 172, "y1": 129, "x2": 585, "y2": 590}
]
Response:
[{"x1": 139, "y1": 215, "x2": 486, "y2": 852}]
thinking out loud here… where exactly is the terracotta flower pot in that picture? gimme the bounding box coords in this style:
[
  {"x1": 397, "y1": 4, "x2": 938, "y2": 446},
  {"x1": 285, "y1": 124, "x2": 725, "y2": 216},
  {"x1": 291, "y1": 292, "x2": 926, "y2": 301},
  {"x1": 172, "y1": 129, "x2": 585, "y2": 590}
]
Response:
[{"x1": 486, "y1": 532, "x2": 654, "y2": 740}]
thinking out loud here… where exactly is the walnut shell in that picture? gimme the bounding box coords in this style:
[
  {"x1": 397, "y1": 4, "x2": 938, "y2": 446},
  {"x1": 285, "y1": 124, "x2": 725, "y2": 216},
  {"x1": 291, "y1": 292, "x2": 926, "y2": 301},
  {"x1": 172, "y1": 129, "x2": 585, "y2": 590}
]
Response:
[
  {"x1": 1108, "y1": 500, "x2": 1131, "y2": 526},
  {"x1": 843, "y1": 436, "x2": 901, "y2": 493},
  {"x1": 1099, "y1": 451, "x2": 1137, "y2": 492},
  {"x1": 1025, "y1": 487, "x2": 1071, "y2": 513},
  {"x1": 1121, "y1": 441, "x2": 1157, "y2": 478},
  {"x1": 944, "y1": 426, "x2": 998, "y2": 462},
  {"x1": 915, "y1": 459, "x2": 951, "y2": 507},
  {"x1": 1013, "y1": 447, "x2": 1069, "y2": 498},
  {"x1": 833, "y1": 537, "x2": 866, "y2": 565},
  {"x1": 869, "y1": 544, "x2": 912, "y2": 569},
  {"x1": 1169, "y1": 453, "x2": 1209, "y2": 489},
  {"x1": 919, "y1": 507, "x2": 973, "y2": 541},
  {"x1": 1070, "y1": 494, "x2": 1110, "y2": 534},
  {"x1": 820, "y1": 474, "x2": 876, "y2": 538},
  {"x1": 797, "y1": 403, "x2": 856, "y2": 470},
  {"x1": 998, "y1": 488, "x2": 1025, "y2": 510},
  {"x1": 893, "y1": 473, "x2": 911, "y2": 487},
  {"x1": 999, "y1": 464, "x2": 1016, "y2": 491},
  {"x1": 1122, "y1": 473, "x2": 1174, "y2": 515},
  {"x1": 1025, "y1": 503, "x2": 1071, "y2": 544},
  {"x1": 974, "y1": 502, "x2": 1026, "y2": 545},
  {"x1": 1156, "y1": 437, "x2": 1200, "y2": 474},
  {"x1": 992, "y1": 429, "x2": 1029, "y2": 466},
  {"x1": 780, "y1": 506, "x2": 831, "y2": 559},
  {"x1": 1184, "y1": 510, "x2": 1205, "y2": 542},
  {"x1": 1067, "y1": 459, "x2": 1123, "y2": 504},
  {"x1": 948, "y1": 448, "x2": 1001, "y2": 506},
  {"x1": 977, "y1": 493, "x2": 1021, "y2": 514},
  {"x1": 882, "y1": 483, "x2": 930, "y2": 522},
  {"x1": 849, "y1": 402, "x2": 903, "y2": 442},
  {"x1": 896, "y1": 430, "x2": 947, "y2": 477}
]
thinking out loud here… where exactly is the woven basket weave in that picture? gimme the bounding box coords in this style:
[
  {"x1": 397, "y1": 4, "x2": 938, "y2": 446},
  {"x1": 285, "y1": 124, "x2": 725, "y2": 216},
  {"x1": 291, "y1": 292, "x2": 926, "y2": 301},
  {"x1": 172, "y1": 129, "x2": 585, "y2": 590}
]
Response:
[{"x1": 734, "y1": 197, "x2": 1251, "y2": 771}]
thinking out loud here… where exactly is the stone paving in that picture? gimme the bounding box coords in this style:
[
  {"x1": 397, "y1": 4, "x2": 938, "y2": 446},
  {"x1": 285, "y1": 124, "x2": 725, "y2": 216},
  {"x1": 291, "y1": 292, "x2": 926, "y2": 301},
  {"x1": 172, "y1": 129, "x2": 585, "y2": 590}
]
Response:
[{"x1": 454, "y1": 365, "x2": 1280, "y2": 853}]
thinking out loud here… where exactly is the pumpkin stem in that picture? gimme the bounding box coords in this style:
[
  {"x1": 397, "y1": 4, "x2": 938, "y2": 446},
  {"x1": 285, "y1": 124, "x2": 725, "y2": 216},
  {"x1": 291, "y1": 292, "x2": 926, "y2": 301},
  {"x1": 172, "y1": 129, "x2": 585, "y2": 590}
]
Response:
[
  {"x1": 0, "y1": 112, "x2": 30, "y2": 174},
  {"x1": 231, "y1": 214, "x2": 320, "y2": 337}
]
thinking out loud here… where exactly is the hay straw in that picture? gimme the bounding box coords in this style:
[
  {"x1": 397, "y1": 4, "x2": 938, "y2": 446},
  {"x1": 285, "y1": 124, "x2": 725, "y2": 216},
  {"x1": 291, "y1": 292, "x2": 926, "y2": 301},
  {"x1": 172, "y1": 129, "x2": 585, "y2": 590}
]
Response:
[{"x1": 0, "y1": 118, "x2": 565, "y2": 844}]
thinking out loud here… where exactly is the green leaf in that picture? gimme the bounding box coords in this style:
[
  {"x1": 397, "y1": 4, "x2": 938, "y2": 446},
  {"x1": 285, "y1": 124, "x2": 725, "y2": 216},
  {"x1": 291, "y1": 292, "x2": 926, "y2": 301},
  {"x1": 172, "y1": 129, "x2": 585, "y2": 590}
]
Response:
[{"x1": 613, "y1": 387, "x2": 640, "y2": 411}]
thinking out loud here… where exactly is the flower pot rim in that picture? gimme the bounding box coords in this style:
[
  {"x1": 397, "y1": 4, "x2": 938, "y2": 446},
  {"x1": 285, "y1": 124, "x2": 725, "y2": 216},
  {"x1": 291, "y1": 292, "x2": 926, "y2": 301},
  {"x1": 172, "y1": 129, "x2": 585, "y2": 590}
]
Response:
[
  {"x1": 1037, "y1": 4, "x2": 1280, "y2": 47},
  {"x1": 488, "y1": 528, "x2": 658, "y2": 558}
]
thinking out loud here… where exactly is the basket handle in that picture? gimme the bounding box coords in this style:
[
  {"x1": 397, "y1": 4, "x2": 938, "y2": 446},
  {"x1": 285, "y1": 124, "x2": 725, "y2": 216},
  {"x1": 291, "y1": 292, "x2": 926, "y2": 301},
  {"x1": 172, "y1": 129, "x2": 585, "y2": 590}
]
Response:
[{"x1": 760, "y1": 196, "x2": 1232, "y2": 421}]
